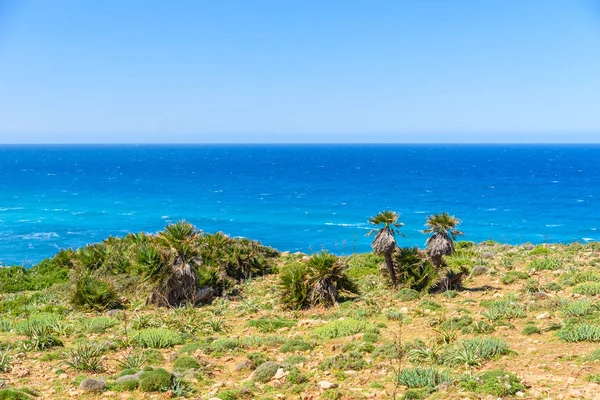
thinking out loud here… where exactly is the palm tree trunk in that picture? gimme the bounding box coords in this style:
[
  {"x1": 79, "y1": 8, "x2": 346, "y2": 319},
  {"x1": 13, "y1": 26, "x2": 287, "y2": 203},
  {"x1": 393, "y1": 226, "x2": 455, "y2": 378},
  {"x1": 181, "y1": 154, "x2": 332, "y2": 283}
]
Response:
[{"x1": 384, "y1": 252, "x2": 398, "y2": 288}]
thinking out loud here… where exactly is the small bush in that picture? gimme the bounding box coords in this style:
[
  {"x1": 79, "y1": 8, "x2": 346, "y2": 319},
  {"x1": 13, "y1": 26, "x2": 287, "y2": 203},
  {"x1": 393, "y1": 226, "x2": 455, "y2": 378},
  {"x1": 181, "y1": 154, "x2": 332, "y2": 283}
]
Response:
[
  {"x1": 461, "y1": 369, "x2": 525, "y2": 396},
  {"x1": 442, "y1": 337, "x2": 509, "y2": 367},
  {"x1": 133, "y1": 328, "x2": 182, "y2": 348},
  {"x1": 248, "y1": 317, "x2": 297, "y2": 333},
  {"x1": 557, "y1": 324, "x2": 600, "y2": 342},
  {"x1": 250, "y1": 361, "x2": 279, "y2": 383},
  {"x1": 501, "y1": 271, "x2": 529, "y2": 285},
  {"x1": 138, "y1": 368, "x2": 172, "y2": 392},
  {"x1": 530, "y1": 246, "x2": 552, "y2": 256},
  {"x1": 418, "y1": 299, "x2": 442, "y2": 311},
  {"x1": 173, "y1": 356, "x2": 200, "y2": 371},
  {"x1": 84, "y1": 316, "x2": 117, "y2": 334},
  {"x1": 71, "y1": 275, "x2": 119, "y2": 311},
  {"x1": 397, "y1": 367, "x2": 452, "y2": 388},
  {"x1": 280, "y1": 339, "x2": 313, "y2": 353},
  {"x1": 573, "y1": 282, "x2": 600, "y2": 296},
  {"x1": 527, "y1": 258, "x2": 561, "y2": 271},
  {"x1": 522, "y1": 325, "x2": 541, "y2": 335},
  {"x1": 313, "y1": 319, "x2": 367, "y2": 339},
  {"x1": 545, "y1": 282, "x2": 562, "y2": 292},
  {"x1": 0, "y1": 389, "x2": 34, "y2": 400},
  {"x1": 321, "y1": 351, "x2": 367, "y2": 371},
  {"x1": 561, "y1": 270, "x2": 600, "y2": 286},
  {"x1": 396, "y1": 288, "x2": 420, "y2": 302},
  {"x1": 64, "y1": 343, "x2": 105, "y2": 372}
]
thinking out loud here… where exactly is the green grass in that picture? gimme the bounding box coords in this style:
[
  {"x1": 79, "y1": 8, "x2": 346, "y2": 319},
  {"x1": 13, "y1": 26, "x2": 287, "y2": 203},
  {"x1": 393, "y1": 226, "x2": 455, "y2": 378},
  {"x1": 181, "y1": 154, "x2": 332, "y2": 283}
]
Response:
[
  {"x1": 557, "y1": 324, "x2": 600, "y2": 342},
  {"x1": 132, "y1": 328, "x2": 183, "y2": 348},
  {"x1": 573, "y1": 282, "x2": 600, "y2": 296},
  {"x1": 397, "y1": 367, "x2": 452, "y2": 389},
  {"x1": 313, "y1": 319, "x2": 367, "y2": 339},
  {"x1": 461, "y1": 369, "x2": 525, "y2": 396}
]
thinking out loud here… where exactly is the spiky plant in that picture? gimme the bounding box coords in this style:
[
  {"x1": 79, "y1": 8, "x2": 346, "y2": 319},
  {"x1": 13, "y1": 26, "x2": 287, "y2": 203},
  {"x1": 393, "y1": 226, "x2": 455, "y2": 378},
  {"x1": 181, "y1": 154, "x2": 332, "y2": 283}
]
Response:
[
  {"x1": 367, "y1": 211, "x2": 404, "y2": 287},
  {"x1": 279, "y1": 251, "x2": 358, "y2": 309},
  {"x1": 138, "y1": 221, "x2": 203, "y2": 307},
  {"x1": 394, "y1": 247, "x2": 437, "y2": 292}
]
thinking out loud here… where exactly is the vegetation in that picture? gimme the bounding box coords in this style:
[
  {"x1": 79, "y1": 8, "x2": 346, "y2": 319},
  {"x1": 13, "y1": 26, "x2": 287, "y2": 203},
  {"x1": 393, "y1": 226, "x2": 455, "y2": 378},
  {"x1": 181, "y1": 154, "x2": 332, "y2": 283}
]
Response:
[
  {"x1": 2, "y1": 219, "x2": 600, "y2": 398},
  {"x1": 367, "y1": 210, "x2": 404, "y2": 287}
]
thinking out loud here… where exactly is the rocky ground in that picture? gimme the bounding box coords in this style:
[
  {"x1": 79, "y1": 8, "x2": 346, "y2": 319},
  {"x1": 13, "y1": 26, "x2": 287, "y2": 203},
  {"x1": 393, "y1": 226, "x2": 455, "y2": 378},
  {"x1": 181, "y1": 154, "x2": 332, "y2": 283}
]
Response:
[{"x1": 1, "y1": 242, "x2": 600, "y2": 399}]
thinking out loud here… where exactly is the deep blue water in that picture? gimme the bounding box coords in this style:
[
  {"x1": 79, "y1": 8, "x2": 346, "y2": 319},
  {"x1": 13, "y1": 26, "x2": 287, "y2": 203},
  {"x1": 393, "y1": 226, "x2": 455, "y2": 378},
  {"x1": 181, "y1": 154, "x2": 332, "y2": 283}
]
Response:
[{"x1": 0, "y1": 144, "x2": 599, "y2": 266}]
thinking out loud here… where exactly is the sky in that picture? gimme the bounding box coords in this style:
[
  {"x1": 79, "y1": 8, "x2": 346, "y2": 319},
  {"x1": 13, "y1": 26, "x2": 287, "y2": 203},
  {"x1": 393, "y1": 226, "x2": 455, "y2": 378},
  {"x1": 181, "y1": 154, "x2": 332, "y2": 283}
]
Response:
[{"x1": 0, "y1": 0, "x2": 599, "y2": 143}]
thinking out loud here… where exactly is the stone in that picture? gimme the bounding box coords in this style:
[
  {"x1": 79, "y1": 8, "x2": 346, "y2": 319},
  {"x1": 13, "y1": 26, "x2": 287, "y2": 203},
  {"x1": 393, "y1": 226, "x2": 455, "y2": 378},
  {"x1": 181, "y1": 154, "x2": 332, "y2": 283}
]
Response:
[
  {"x1": 516, "y1": 391, "x2": 525, "y2": 397},
  {"x1": 234, "y1": 360, "x2": 254, "y2": 372},
  {"x1": 536, "y1": 312, "x2": 550, "y2": 320},
  {"x1": 79, "y1": 378, "x2": 106, "y2": 393},
  {"x1": 317, "y1": 381, "x2": 338, "y2": 390},
  {"x1": 106, "y1": 309, "x2": 122, "y2": 317},
  {"x1": 274, "y1": 368, "x2": 285, "y2": 380},
  {"x1": 12, "y1": 366, "x2": 30, "y2": 378},
  {"x1": 195, "y1": 286, "x2": 214, "y2": 303},
  {"x1": 59, "y1": 373, "x2": 69, "y2": 380},
  {"x1": 116, "y1": 371, "x2": 143, "y2": 382},
  {"x1": 280, "y1": 251, "x2": 290, "y2": 256},
  {"x1": 471, "y1": 265, "x2": 489, "y2": 276},
  {"x1": 482, "y1": 252, "x2": 494, "y2": 259}
]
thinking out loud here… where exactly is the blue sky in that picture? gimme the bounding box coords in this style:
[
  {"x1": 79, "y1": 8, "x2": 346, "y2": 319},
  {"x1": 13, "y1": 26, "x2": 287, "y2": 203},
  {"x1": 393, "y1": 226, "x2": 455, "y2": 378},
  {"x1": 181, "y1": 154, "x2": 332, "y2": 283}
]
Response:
[{"x1": 0, "y1": 0, "x2": 599, "y2": 143}]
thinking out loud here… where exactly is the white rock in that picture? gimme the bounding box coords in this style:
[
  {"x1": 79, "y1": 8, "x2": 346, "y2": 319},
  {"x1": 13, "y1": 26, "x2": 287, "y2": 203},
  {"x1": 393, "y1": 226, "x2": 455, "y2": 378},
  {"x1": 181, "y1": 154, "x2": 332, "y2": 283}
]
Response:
[
  {"x1": 536, "y1": 312, "x2": 550, "y2": 320},
  {"x1": 317, "y1": 381, "x2": 338, "y2": 390},
  {"x1": 516, "y1": 391, "x2": 525, "y2": 397},
  {"x1": 274, "y1": 368, "x2": 285, "y2": 380}
]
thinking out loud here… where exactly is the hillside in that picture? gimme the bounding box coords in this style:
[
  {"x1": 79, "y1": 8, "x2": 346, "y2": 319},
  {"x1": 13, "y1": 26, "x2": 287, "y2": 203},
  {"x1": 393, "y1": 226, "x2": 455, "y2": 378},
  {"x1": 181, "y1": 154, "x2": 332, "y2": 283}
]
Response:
[{"x1": 1, "y1": 239, "x2": 600, "y2": 399}]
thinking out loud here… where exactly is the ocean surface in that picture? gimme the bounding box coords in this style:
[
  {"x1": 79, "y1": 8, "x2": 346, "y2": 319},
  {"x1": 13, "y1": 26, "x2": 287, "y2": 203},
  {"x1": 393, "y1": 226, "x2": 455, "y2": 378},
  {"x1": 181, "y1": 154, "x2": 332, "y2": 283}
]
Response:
[{"x1": 0, "y1": 144, "x2": 599, "y2": 266}]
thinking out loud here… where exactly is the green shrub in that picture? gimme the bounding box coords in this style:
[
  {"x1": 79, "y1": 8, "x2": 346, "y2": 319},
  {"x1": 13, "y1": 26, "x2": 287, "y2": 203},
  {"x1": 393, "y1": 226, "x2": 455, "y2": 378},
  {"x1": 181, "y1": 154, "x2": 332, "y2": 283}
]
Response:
[
  {"x1": 286, "y1": 367, "x2": 308, "y2": 384},
  {"x1": 248, "y1": 317, "x2": 297, "y2": 333},
  {"x1": 313, "y1": 319, "x2": 367, "y2": 339},
  {"x1": 250, "y1": 361, "x2": 279, "y2": 383},
  {"x1": 345, "y1": 253, "x2": 382, "y2": 281},
  {"x1": 501, "y1": 271, "x2": 529, "y2": 285},
  {"x1": 84, "y1": 316, "x2": 117, "y2": 334},
  {"x1": 247, "y1": 352, "x2": 268, "y2": 368},
  {"x1": 139, "y1": 368, "x2": 173, "y2": 392},
  {"x1": 172, "y1": 356, "x2": 200, "y2": 371},
  {"x1": 71, "y1": 275, "x2": 119, "y2": 311},
  {"x1": 63, "y1": 342, "x2": 105, "y2": 372},
  {"x1": 418, "y1": 299, "x2": 442, "y2": 311},
  {"x1": 401, "y1": 389, "x2": 428, "y2": 400},
  {"x1": 522, "y1": 325, "x2": 541, "y2": 335},
  {"x1": 279, "y1": 251, "x2": 358, "y2": 309},
  {"x1": 280, "y1": 339, "x2": 313, "y2": 353},
  {"x1": 545, "y1": 282, "x2": 563, "y2": 292},
  {"x1": 560, "y1": 299, "x2": 596, "y2": 317},
  {"x1": 585, "y1": 348, "x2": 600, "y2": 361},
  {"x1": 111, "y1": 379, "x2": 139, "y2": 392},
  {"x1": 442, "y1": 337, "x2": 509, "y2": 367},
  {"x1": 557, "y1": 324, "x2": 600, "y2": 342},
  {"x1": 133, "y1": 328, "x2": 182, "y2": 348},
  {"x1": 397, "y1": 367, "x2": 452, "y2": 388},
  {"x1": 527, "y1": 258, "x2": 561, "y2": 271},
  {"x1": 573, "y1": 282, "x2": 600, "y2": 296},
  {"x1": 394, "y1": 247, "x2": 438, "y2": 292},
  {"x1": 19, "y1": 323, "x2": 63, "y2": 351},
  {"x1": 461, "y1": 369, "x2": 525, "y2": 396},
  {"x1": 0, "y1": 389, "x2": 34, "y2": 400},
  {"x1": 395, "y1": 288, "x2": 420, "y2": 302},
  {"x1": 0, "y1": 347, "x2": 13, "y2": 372},
  {"x1": 284, "y1": 355, "x2": 307, "y2": 365},
  {"x1": 321, "y1": 351, "x2": 367, "y2": 371},
  {"x1": 529, "y1": 246, "x2": 552, "y2": 256},
  {"x1": 561, "y1": 270, "x2": 600, "y2": 286}
]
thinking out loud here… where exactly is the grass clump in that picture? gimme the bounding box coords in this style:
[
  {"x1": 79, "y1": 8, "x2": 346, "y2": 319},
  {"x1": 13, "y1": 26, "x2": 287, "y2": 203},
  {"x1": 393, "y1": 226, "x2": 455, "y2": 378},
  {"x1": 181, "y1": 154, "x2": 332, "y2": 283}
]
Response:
[
  {"x1": 313, "y1": 319, "x2": 367, "y2": 339},
  {"x1": 522, "y1": 325, "x2": 541, "y2": 335},
  {"x1": 501, "y1": 271, "x2": 529, "y2": 285},
  {"x1": 0, "y1": 347, "x2": 13, "y2": 372},
  {"x1": 138, "y1": 368, "x2": 173, "y2": 392},
  {"x1": 173, "y1": 356, "x2": 200, "y2": 371},
  {"x1": 527, "y1": 258, "x2": 561, "y2": 271},
  {"x1": 84, "y1": 316, "x2": 117, "y2": 334},
  {"x1": 321, "y1": 351, "x2": 367, "y2": 371},
  {"x1": 0, "y1": 389, "x2": 34, "y2": 400},
  {"x1": 573, "y1": 282, "x2": 600, "y2": 296},
  {"x1": 133, "y1": 328, "x2": 182, "y2": 348},
  {"x1": 561, "y1": 270, "x2": 600, "y2": 286},
  {"x1": 248, "y1": 317, "x2": 297, "y2": 332},
  {"x1": 418, "y1": 299, "x2": 442, "y2": 311},
  {"x1": 280, "y1": 339, "x2": 313, "y2": 353},
  {"x1": 64, "y1": 342, "x2": 105, "y2": 372},
  {"x1": 397, "y1": 367, "x2": 452, "y2": 389},
  {"x1": 461, "y1": 369, "x2": 525, "y2": 396},
  {"x1": 396, "y1": 288, "x2": 420, "y2": 302},
  {"x1": 442, "y1": 337, "x2": 509, "y2": 367},
  {"x1": 557, "y1": 324, "x2": 600, "y2": 342}
]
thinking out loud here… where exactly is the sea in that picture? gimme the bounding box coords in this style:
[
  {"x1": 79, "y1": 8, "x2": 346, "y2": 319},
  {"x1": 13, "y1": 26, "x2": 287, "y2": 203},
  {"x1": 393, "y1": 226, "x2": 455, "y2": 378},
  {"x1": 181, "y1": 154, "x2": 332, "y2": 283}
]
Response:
[{"x1": 0, "y1": 144, "x2": 599, "y2": 266}]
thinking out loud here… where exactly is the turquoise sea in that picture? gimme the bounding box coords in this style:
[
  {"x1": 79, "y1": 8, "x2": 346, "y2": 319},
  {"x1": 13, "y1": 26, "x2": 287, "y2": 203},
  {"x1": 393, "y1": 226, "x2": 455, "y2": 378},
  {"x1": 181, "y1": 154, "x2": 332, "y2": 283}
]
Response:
[{"x1": 0, "y1": 144, "x2": 599, "y2": 266}]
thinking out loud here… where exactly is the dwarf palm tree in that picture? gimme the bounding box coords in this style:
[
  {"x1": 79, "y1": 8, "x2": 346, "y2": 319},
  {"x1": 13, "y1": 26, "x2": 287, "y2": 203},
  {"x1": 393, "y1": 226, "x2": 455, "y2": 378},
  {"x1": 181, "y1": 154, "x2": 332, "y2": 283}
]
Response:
[
  {"x1": 422, "y1": 212, "x2": 464, "y2": 269},
  {"x1": 367, "y1": 210, "x2": 404, "y2": 287},
  {"x1": 137, "y1": 221, "x2": 204, "y2": 307}
]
